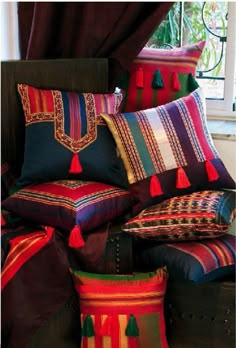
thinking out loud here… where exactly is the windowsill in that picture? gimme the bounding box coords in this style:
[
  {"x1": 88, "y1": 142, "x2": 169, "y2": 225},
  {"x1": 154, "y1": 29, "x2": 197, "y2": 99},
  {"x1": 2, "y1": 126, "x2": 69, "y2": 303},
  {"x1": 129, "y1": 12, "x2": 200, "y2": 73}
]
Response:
[{"x1": 207, "y1": 119, "x2": 236, "y2": 141}]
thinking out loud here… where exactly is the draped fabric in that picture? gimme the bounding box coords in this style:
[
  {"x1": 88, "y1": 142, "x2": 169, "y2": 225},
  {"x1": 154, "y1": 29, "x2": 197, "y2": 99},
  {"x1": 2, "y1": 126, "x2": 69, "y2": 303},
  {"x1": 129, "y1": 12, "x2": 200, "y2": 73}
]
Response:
[{"x1": 17, "y1": 2, "x2": 174, "y2": 90}]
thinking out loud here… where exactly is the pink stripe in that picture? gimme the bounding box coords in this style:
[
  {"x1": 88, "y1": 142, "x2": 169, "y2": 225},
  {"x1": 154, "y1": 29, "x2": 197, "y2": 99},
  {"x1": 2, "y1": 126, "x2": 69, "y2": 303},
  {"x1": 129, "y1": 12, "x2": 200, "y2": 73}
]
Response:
[{"x1": 68, "y1": 92, "x2": 81, "y2": 141}]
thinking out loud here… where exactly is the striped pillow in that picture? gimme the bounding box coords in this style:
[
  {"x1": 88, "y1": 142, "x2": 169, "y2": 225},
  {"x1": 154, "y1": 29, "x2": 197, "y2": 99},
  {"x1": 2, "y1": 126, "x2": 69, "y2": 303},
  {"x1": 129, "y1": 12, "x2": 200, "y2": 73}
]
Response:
[
  {"x1": 118, "y1": 41, "x2": 205, "y2": 112},
  {"x1": 101, "y1": 88, "x2": 235, "y2": 213},
  {"x1": 71, "y1": 267, "x2": 169, "y2": 348},
  {"x1": 2, "y1": 180, "x2": 132, "y2": 248},
  {"x1": 138, "y1": 234, "x2": 236, "y2": 283},
  {"x1": 17, "y1": 84, "x2": 128, "y2": 189},
  {"x1": 123, "y1": 190, "x2": 236, "y2": 241}
]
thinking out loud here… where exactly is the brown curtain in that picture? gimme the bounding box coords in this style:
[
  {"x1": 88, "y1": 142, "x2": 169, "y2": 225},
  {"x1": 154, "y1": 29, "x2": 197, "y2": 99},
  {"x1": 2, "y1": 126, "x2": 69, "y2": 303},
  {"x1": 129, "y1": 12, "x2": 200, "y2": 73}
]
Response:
[{"x1": 18, "y1": 2, "x2": 174, "y2": 90}]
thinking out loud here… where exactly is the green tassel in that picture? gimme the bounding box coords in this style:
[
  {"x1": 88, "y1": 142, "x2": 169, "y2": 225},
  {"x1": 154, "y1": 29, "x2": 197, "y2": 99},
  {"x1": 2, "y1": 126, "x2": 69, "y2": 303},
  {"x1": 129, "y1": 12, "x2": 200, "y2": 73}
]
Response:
[
  {"x1": 188, "y1": 73, "x2": 199, "y2": 92},
  {"x1": 82, "y1": 314, "x2": 95, "y2": 337},
  {"x1": 125, "y1": 314, "x2": 139, "y2": 337},
  {"x1": 152, "y1": 69, "x2": 164, "y2": 89}
]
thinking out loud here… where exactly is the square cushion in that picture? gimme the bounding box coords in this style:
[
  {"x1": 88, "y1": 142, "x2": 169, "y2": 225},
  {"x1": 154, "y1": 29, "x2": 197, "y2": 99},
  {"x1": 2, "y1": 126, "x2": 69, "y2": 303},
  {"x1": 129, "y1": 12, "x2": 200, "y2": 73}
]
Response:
[
  {"x1": 122, "y1": 190, "x2": 236, "y2": 242},
  {"x1": 17, "y1": 84, "x2": 128, "y2": 188},
  {"x1": 118, "y1": 41, "x2": 205, "y2": 112},
  {"x1": 71, "y1": 267, "x2": 169, "y2": 348},
  {"x1": 2, "y1": 180, "x2": 133, "y2": 248},
  {"x1": 138, "y1": 234, "x2": 235, "y2": 283},
  {"x1": 101, "y1": 88, "x2": 235, "y2": 213}
]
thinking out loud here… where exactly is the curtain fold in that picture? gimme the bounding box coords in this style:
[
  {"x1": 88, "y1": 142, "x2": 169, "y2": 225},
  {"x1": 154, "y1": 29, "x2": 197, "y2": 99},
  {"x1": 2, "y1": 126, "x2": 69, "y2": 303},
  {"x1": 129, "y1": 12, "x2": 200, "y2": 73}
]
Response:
[{"x1": 18, "y1": 2, "x2": 174, "y2": 90}]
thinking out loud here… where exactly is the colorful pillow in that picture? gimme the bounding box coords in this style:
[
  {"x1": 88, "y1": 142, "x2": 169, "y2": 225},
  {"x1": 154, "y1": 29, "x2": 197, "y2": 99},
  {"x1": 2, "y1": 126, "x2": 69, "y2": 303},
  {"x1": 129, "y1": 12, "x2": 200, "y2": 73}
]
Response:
[
  {"x1": 118, "y1": 41, "x2": 205, "y2": 112},
  {"x1": 17, "y1": 84, "x2": 128, "y2": 188},
  {"x1": 101, "y1": 88, "x2": 235, "y2": 213},
  {"x1": 123, "y1": 190, "x2": 236, "y2": 241},
  {"x1": 137, "y1": 234, "x2": 236, "y2": 283},
  {"x1": 71, "y1": 267, "x2": 169, "y2": 348},
  {"x1": 1, "y1": 180, "x2": 133, "y2": 248}
]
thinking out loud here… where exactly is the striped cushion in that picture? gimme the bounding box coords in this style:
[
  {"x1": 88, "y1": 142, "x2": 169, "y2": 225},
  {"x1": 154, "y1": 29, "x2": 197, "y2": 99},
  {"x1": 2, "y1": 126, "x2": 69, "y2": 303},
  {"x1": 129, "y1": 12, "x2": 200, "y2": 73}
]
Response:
[
  {"x1": 118, "y1": 41, "x2": 205, "y2": 112},
  {"x1": 2, "y1": 180, "x2": 132, "y2": 248},
  {"x1": 71, "y1": 267, "x2": 168, "y2": 348},
  {"x1": 101, "y1": 88, "x2": 235, "y2": 213},
  {"x1": 17, "y1": 84, "x2": 128, "y2": 188},
  {"x1": 139, "y1": 234, "x2": 236, "y2": 283},
  {"x1": 123, "y1": 190, "x2": 236, "y2": 241}
]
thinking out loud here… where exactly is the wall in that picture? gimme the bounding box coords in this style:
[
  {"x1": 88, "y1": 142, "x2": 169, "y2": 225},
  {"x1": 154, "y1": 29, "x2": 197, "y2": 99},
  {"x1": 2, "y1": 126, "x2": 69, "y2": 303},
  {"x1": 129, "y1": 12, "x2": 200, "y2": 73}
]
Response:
[{"x1": 214, "y1": 138, "x2": 236, "y2": 182}]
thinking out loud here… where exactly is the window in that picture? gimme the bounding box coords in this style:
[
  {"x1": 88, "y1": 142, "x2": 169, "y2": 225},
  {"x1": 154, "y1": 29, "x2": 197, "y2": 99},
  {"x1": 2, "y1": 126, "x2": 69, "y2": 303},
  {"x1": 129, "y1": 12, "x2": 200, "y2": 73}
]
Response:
[
  {"x1": 147, "y1": 1, "x2": 236, "y2": 119},
  {"x1": 0, "y1": 2, "x2": 19, "y2": 60}
]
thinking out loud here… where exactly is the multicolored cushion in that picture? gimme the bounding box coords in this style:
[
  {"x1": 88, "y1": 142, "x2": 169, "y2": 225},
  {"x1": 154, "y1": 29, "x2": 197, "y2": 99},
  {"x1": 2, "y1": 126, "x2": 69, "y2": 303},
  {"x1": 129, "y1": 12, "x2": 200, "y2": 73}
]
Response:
[
  {"x1": 101, "y1": 88, "x2": 235, "y2": 213},
  {"x1": 17, "y1": 84, "x2": 128, "y2": 188},
  {"x1": 138, "y1": 234, "x2": 236, "y2": 283},
  {"x1": 2, "y1": 180, "x2": 132, "y2": 248},
  {"x1": 118, "y1": 41, "x2": 205, "y2": 112},
  {"x1": 71, "y1": 267, "x2": 168, "y2": 348},
  {"x1": 123, "y1": 190, "x2": 236, "y2": 241}
]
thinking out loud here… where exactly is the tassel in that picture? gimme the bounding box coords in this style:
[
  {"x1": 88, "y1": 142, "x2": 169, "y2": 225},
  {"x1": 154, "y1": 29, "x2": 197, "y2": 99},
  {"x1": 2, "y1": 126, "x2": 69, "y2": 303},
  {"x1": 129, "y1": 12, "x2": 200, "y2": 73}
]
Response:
[
  {"x1": 188, "y1": 74, "x2": 199, "y2": 92},
  {"x1": 205, "y1": 160, "x2": 219, "y2": 182},
  {"x1": 136, "y1": 68, "x2": 144, "y2": 88},
  {"x1": 172, "y1": 72, "x2": 181, "y2": 91},
  {"x1": 99, "y1": 315, "x2": 113, "y2": 336},
  {"x1": 150, "y1": 174, "x2": 163, "y2": 197},
  {"x1": 82, "y1": 315, "x2": 95, "y2": 337},
  {"x1": 125, "y1": 314, "x2": 139, "y2": 337},
  {"x1": 44, "y1": 226, "x2": 55, "y2": 238},
  {"x1": 176, "y1": 167, "x2": 191, "y2": 189},
  {"x1": 1, "y1": 213, "x2": 6, "y2": 226},
  {"x1": 68, "y1": 224, "x2": 85, "y2": 248},
  {"x1": 69, "y1": 153, "x2": 82, "y2": 174},
  {"x1": 152, "y1": 69, "x2": 164, "y2": 89}
]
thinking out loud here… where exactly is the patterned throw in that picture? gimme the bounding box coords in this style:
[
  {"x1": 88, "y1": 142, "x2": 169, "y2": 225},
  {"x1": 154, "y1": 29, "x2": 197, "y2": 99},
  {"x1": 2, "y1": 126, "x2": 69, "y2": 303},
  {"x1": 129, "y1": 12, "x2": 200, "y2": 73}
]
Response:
[
  {"x1": 71, "y1": 267, "x2": 169, "y2": 348},
  {"x1": 118, "y1": 41, "x2": 205, "y2": 112},
  {"x1": 123, "y1": 190, "x2": 236, "y2": 241},
  {"x1": 2, "y1": 180, "x2": 132, "y2": 248},
  {"x1": 101, "y1": 88, "x2": 235, "y2": 213},
  {"x1": 17, "y1": 84, "x2": 128, "y2": 188},
  {"x1": 139, "y1": 234, "x2": 236, "y2": 283}
]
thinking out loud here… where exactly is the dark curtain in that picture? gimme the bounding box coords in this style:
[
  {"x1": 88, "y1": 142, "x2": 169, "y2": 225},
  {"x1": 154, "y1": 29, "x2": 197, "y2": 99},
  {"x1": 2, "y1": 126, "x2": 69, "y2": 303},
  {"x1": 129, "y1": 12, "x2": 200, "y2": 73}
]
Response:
[{"x1": 18, "y1": 2, "x2": 174, "y2": 90}]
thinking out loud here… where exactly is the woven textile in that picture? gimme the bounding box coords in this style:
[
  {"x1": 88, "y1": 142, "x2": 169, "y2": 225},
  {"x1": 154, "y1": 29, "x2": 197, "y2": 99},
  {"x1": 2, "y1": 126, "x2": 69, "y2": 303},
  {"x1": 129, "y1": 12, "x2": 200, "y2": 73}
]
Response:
[
  {"x1": 118, "y1": 41, "x2": 205, "y2": 112},
  {"x1": 123, "y1": 190, "x2": 236, "y2": 241},
  {"x1": 71, "y1": 267, "x2": 169, "y2": 348},
  {"x1": 2, "y1": 180, "x2": 132, "y2": 248},
  {"x1": 101, "y1": 88, "x2": 235, "y2": 213},
  {"x1": 139, "y1": 234, "x2": 236, "y2": 283},
  {"x1": 17, "y1": 84, "x2": 128, "y2": 188}
]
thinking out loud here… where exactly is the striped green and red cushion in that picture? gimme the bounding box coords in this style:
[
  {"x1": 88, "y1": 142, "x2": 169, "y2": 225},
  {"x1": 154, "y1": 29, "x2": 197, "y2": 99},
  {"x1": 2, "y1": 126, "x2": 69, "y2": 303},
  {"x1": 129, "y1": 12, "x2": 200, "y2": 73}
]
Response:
[
  {"x1": 71, "y1": 267, "x2": 168, "y2": 348},
  {"x1": 102, "y1": 88, "x2": 235, "y2": 213},
  {"x1": 123, "y1": 190, "x2": 236, "y2": 241},
  {"x1": 119, "y1": 41, "x2": 205, "y2": 112}
]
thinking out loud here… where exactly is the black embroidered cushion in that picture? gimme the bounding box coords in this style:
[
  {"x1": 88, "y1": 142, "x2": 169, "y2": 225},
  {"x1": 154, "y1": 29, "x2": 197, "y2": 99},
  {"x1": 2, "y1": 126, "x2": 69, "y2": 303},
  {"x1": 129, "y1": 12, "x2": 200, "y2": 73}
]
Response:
[{"x1": 17, "y1": 84, "x2": 128, "y2": 188}]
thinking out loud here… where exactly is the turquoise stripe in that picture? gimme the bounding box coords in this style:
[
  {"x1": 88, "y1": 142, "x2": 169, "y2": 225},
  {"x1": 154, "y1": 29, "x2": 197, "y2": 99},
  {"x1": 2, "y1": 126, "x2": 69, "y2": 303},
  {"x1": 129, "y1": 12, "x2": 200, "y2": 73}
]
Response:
[{"x1": 125, "y1": 113, "x2": 156, "y2": 176}]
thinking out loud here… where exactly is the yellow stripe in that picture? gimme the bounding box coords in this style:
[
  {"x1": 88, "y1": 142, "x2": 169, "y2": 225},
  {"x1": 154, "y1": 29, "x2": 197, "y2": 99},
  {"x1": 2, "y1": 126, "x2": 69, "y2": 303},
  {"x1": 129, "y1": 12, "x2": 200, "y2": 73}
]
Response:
[
  {"x1": 80, "y1": 291, "x2": 165, "y2": 299},
  {"x1": 135, "y1": 57, "x2": 199, "y2": 65},
  {"x1": 119, "y1": 315, "x2": 128, "y2": 348},
  {"x1": 81, "y1": 298, "x2": 163, "y2": 307}
]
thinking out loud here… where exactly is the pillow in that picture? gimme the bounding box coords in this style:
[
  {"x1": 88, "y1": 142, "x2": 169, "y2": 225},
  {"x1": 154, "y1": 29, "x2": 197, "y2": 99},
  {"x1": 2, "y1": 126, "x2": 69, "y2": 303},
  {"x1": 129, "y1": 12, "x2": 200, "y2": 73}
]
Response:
[
  {"x1": 118, "y1": 41, "x2": 205, "y2": 112},
  {"x1": 2, "y1": 180, "x2": 133, "y2": 248},
  {"x1": 17, "y1": 84, "x2": 128, "y2": 188},
  {"x1": 137, "y1": 234, "x2": 236, "y2": 283},
  {"x1": 122, "y1": 190, "x2": 236, "y2": 242},
  {"x1": 101, "y1": 88, "x2": 235, "y2": 213},
  {"x1": 71, "y1": 267, "x2": 169, "y2": 348}
]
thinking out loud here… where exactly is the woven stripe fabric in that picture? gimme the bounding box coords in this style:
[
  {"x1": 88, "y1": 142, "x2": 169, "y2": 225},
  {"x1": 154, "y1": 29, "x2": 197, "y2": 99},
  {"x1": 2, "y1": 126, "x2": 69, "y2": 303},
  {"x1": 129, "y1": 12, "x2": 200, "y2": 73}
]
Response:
[
  {"x1": 118, "y1": 41, "x2": 205, "y2": 112},
  {"x1": 123, "y1": 190, "x2": 236, "y2": 241},
  {"x1": 71, "y1": 267, "x2": 168, "y2": 348},
  {"x1": 101, "y1": 88, "x2": 235, "y2": 213},
  {"x1": 2, "y1": 180, "x2": 132, "y2": 234}
]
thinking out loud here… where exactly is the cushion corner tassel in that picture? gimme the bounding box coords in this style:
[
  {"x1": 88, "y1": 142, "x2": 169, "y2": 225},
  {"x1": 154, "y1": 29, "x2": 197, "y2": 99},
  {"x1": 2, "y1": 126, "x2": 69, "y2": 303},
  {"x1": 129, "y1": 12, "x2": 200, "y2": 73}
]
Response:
[
  {"x1": 205, "y1": 159, "x2": 219, "y2": 182},
  {"x1": 172, "y1": 71, "x2": 181, "y2": 91},
  {"x1": 150, "y1": 174, "x2": 163, "y2": 197},
  {"x1": 69, "y1": 153, "x2": 82, "y2": 174},
  {"x1": 82, "y1": 314, "x2": 95, "y2": 337},
  {"x1": 152, "y1": 69, "x2": 164, "y2": 89},
  {"x1": 125, "y1": 314, "x2": 139, "y2": 337},
  {"x1": 136, "y1": 68, "x2": 144, "y2": 88},
  {"x1": 68, "y1": 224, "x2": 85, "y2": 248},
  {"x1": 176, "y1": 166, "x2": 191, "y2": 189}
]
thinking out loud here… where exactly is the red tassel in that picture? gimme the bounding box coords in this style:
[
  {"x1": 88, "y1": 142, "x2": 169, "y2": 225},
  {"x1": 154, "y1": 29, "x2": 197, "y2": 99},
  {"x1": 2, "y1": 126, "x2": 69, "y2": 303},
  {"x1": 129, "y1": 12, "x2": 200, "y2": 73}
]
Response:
[
  {"x1": 172, "y1": 72, "x2": 181, "y2": 91},
  {"x1": 45, "y1": 226, "x2": 55, "y2": 238},
  {"x1": 1, "y1": 213, "x2": 6, "y2": 227},
  {"x1": 99, "y1": 315, "x2": 113, "y2": 336},
  {"x1": 176, "y1": 167, "x2": 191, "y2": 189},
  {"x1": 205, "y1": 160, "x2": 219, "y2": 182},
  {"x1": 150, "y1": 175, "x2": 163, "y2": 197},
  {"x1": 69, "y1": 153, "x2": 82, "y2": 174},
  {"x1": 68, "y1": 225, "x2": 85, "y2": 248},
  {"x1": 136, "y1": 68, "x2": 144, "y2": 88}
]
